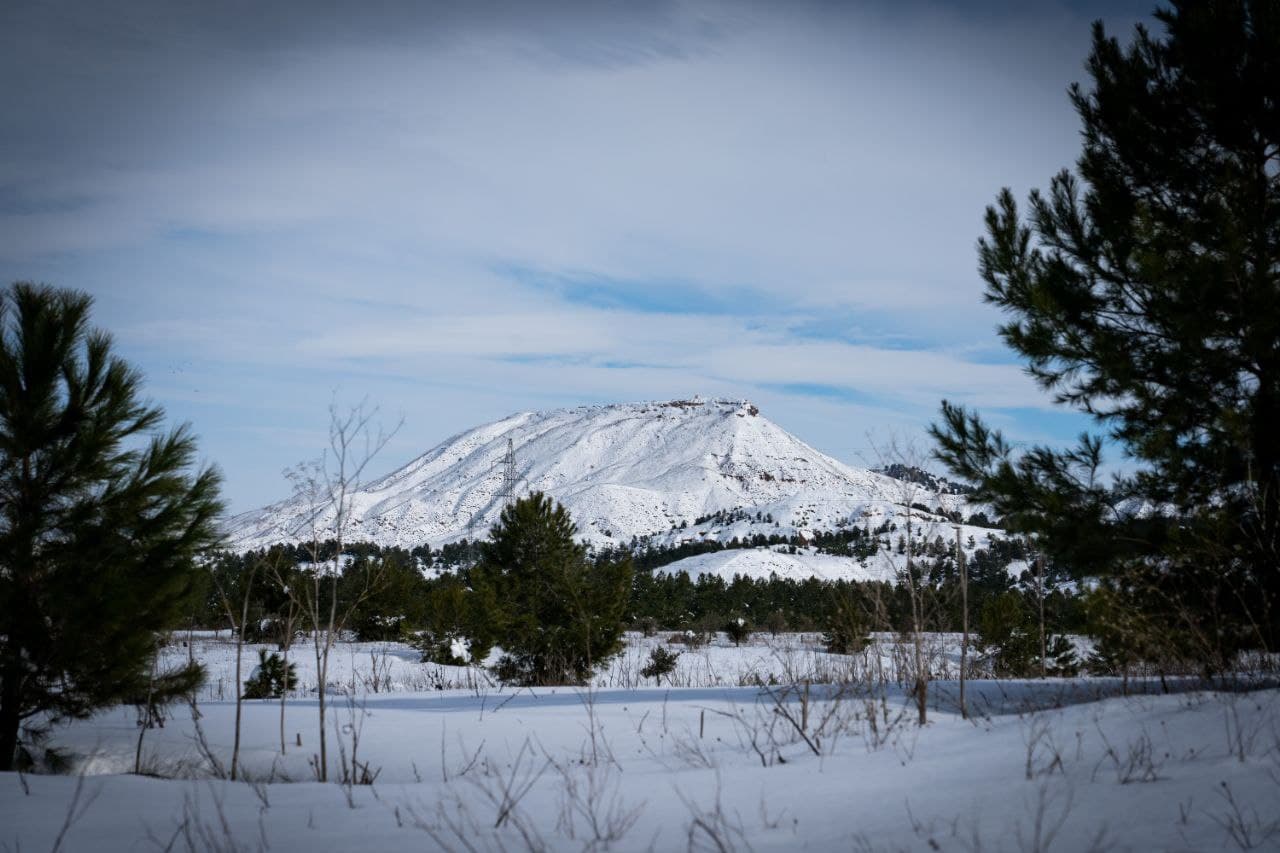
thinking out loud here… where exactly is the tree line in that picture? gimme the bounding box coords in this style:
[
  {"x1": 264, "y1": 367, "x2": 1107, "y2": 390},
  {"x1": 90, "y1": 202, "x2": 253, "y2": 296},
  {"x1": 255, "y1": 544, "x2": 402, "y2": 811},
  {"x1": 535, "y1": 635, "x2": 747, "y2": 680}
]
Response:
[{"x1": 195, "y1": 526, "x2": 1088, "y2": 665}]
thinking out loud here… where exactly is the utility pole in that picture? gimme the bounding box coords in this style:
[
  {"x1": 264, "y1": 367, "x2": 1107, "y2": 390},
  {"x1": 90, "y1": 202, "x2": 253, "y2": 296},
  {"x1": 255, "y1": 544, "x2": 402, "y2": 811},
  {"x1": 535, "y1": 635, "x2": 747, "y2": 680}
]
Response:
[
  {"x1": 1036, "y1": 551, "x2": 1047, "y2": 679},
  {"x1": 954, "y1": 523, "x2": 967, "y2": 719}
]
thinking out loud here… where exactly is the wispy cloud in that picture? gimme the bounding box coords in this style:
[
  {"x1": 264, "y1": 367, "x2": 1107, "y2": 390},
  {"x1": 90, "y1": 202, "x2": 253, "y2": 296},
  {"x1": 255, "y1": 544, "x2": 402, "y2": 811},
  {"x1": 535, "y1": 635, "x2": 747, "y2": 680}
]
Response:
[{"x1": 0, "y1": 0, "x2": 1152, "y2": 510}]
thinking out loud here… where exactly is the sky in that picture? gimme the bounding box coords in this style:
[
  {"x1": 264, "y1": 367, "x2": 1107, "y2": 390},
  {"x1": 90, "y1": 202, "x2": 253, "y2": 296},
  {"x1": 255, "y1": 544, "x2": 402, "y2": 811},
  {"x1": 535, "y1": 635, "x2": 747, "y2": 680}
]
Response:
[{"x1": 0, "y1": 0, "x2": 1155, "y2": 514}]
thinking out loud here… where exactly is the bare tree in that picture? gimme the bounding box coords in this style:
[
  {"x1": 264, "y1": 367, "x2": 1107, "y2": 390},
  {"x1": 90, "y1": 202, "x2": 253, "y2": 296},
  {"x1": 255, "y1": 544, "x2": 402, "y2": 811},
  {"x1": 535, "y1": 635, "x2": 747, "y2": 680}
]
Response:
[
  {"x1": 954, "y1": 522, "x2": 968, "y2": 720},
  {"x1": 869, "y1": 436, "x2": 950, "y2": 727},
  {"x1": 210, "y1": 557, "x2": 259, "y2": 781},
  {"x1": 285, "y1": 399, "x2": 401, "y2": 783},
  {"x1": 905, "y1": 500, "x2": 927, "y2": 724},
  {"x1": 133, "y1": 636, "x2": 162, "y2": 775},
  {"x1": 260, "y1": 551, "x2": 301, "y2": 756}
]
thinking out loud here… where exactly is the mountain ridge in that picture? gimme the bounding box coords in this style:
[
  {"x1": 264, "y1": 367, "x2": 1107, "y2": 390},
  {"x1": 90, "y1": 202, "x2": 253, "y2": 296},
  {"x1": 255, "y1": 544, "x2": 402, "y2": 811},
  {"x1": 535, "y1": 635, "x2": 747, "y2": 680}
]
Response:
[{"x1": 223, "y1": 398, "x2": 970, "y2": 553}]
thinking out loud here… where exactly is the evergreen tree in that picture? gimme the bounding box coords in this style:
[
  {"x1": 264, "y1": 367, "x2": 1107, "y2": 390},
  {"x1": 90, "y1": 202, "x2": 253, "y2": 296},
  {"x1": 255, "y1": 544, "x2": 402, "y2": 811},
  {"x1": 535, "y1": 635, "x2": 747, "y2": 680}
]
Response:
[
  {"x1": 343, "y1": 550, "x2": 428, "y2": 641},
  {"x1": 639, "y1": 646, "x2": 681, "y2": 685},
  {"x1": 0, "y1": 283, "x2": 222, "y2": 771},
  {"x1": 243, "y1": 649, "x2": 298, "y2": 699},
  {"x1": 416, "y1": 574, "x2": 497, "y2": 666},
  {"x1": 931, "y1": 3, "x2": 1280, "y2": 666},
  {"x1": 474, "y1": 492, "x2": 631, "y2": 685},
  {"x1": 723, "y1": 615, "x2": 751, "y2": 646},
  {"x1": 820, "y1": 583, "x2": 872, "y2": 655},
  {"x1": 976, "y1": 592, "x2": 1038, "y2": 677}
]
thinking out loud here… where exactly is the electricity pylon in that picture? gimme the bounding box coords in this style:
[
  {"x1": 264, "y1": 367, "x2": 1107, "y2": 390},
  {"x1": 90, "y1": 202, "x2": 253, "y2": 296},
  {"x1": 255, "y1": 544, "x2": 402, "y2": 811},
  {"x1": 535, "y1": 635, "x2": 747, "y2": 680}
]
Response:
[{"x1": 498, "y1": 437, "x2": 518, "y2": 508}]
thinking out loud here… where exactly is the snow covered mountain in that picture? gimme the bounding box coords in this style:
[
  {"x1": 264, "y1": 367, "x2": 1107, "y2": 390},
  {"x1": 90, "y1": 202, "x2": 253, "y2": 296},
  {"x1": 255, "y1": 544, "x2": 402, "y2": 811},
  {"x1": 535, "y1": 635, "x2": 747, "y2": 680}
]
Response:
[{"x1": 224, "y1": 398, "x2": 968, "y2": 553}]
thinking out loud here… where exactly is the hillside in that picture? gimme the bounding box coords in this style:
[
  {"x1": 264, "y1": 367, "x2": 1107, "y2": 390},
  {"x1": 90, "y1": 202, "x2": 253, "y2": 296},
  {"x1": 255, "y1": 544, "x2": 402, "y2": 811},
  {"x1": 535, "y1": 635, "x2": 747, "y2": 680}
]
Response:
[{"x1": 225, "y1": 398, "x2": 972, "y2": 552}]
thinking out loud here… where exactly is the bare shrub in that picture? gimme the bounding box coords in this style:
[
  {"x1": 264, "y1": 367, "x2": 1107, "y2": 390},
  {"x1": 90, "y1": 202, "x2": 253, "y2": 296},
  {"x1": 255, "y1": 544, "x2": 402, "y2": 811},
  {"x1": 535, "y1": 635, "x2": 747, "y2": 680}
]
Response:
[
  {"x1": 1091, "y1": 724, "x2": 1163, "y2": 784},
  {"x1": 333, "y1": 691, "x2": 381, "y2": 796},
  {"x1": 1208, "y1": 781, "x2": 1280, "y2": 851},
  {"x1": 671, "y1": 726, "x2": 718, "y2": 770},
  {"x1": 362, "y1": 646, "x2": 394, "y2": 694},
  {"x1": 1021, "y1": 713, "x2": 1065, "y2": 780},
  {"x1": 477, "y1": 738, "x2": 552, "y2": 830},
  {"x1": 720, "y1": 700, "x2": 783, "y2": 768},
  {"x1": 1014, "y1": 784, "x2": 1073, "y2": 853},
  {"x1": 402, "y1": 738, "x2": 551, "y2": 852},
  {"x1": 46, "y1": 770, "x2": 101, "y2": 853},
  {"x1": 679, "y1": 776, "x2": 753, "y2": 853},
  {"x1": 761, "y1": 682, "x2": 857, "y2": 759},
  {"x1": 401, "y1": 792, "x2": 546, "y2": 853},
  {"x1": 146, "y1": 788, "x2": 266, "y2": 853},
  {"x1": 859, "y1": 695, "x2": 910, "y2": 753},
  {"x1": 186, "y1": 697, "x2": 228, "y2": 780},
  {"x1": 553, "y1": 759, "x2": 645, "y2": 851},
  {"x1": 1222, "y1": 692, "x2": 1275, "y2": 763}
]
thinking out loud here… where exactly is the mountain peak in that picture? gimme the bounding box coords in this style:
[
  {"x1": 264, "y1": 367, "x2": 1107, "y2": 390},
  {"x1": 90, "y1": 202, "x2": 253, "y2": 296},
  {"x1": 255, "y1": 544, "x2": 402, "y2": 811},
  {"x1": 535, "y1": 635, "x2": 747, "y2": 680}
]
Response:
[
  {"x1": 541, "y1": 397, "x2": 758, "y2": 417},
  {"x1": 223, "y1": 398, "x2": 939, "y2": 552}
]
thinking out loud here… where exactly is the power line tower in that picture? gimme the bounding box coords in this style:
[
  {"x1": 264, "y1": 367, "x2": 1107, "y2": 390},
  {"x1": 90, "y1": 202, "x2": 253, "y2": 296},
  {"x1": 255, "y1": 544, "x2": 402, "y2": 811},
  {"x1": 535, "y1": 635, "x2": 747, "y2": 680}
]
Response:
[{"x1": 498, "y1": 437, "x2": 518, "y2": 508}]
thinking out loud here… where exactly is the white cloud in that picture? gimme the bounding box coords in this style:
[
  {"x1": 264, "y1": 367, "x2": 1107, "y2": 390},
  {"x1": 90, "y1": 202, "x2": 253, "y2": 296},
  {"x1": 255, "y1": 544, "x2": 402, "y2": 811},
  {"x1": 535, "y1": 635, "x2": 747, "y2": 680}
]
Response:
[{"x1": 0, "y1": 0, "x2": 1142, "y2": 509}]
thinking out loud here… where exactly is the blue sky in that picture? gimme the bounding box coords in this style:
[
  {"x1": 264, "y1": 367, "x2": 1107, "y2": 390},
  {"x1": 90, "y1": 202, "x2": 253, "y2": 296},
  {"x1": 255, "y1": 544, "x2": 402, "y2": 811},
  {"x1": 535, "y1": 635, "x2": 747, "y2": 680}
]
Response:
[{"x1": 0, "y1": 0, "x2": 1152, "y2": 513}]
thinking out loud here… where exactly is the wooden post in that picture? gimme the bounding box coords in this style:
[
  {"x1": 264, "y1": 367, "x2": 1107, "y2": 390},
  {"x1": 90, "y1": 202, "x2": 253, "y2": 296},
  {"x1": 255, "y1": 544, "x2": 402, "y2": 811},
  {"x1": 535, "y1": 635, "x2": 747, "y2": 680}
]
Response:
[{"x1": 801, "y1": 680, "x2": 811, "y2": 733}]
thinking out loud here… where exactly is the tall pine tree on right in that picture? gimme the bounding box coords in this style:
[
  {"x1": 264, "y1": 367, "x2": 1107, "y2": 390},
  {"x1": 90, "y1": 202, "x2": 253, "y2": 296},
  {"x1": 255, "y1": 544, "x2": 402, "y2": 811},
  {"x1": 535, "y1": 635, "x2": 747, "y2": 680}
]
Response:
[{"x1": 931, "y1": 1, "x2": 1279, "y2": 674}]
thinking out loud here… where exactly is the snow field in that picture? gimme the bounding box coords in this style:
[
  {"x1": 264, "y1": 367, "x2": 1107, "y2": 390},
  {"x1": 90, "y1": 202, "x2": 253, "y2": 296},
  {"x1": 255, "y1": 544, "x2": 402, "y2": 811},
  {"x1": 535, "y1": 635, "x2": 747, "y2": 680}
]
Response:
[
  {"x1": 169, "y1": 630, "x2": 1079, "y2": 701},
  {"x1": 655, "y1": 546, "x2": 901, "y2": 584},
  {"x1": 3, "y1": 635, "x2": 1279, "y2": 851}
]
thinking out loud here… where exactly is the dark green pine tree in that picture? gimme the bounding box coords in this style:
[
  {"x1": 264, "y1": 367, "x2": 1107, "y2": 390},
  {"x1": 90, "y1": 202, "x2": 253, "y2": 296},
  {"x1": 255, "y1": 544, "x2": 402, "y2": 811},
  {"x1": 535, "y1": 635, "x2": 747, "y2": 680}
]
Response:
[
  {"x1": 932, "y1": 2, "x2": 1279, "y2": 667},
  {"x1": 342, "y1": 550, "x2": 429, "y2": 641},
  {"x1": 473, "y1": 492, "x2": 632, "y2": 685},
  {"x1": 0, "y1": 283, "x2": 223, "y2": 771},
  {"x1": 243, "y1": 649, "x2": 299, "y2": 699}
]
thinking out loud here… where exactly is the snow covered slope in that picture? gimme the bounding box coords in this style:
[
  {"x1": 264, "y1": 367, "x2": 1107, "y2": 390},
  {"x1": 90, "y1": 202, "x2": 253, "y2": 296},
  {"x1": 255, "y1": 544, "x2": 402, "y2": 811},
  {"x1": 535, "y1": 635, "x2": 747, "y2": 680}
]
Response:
[
  {"x1": 224, "y1": 398, "x2": 965, "y2": 552},
  {"x1": 658, "y1": 547, "x2": 897, "y2": 583}
]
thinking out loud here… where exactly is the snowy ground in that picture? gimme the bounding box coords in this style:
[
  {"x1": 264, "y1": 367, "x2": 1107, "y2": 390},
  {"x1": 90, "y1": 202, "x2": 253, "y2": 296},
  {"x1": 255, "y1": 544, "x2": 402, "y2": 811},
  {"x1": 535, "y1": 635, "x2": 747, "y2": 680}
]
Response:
[
  {"x1": 4, "y1": 634, "x2": 1278, "y2": 852},
  {"x1": 175, "y1": 632, "x2": 863, "y2": 700},
  {"x1": 170, "y1": 631, "x2": 1077, "y2": 699},
  {"x1": 656, "y1": 546, "x2": 899, "y2": 583}
]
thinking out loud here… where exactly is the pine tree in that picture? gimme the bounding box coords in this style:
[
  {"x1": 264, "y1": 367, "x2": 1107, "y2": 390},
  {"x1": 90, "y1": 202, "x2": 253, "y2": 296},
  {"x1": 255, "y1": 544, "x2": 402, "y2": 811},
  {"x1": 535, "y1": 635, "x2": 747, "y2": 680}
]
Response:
[
  {"x1": 931, "y1": 2, "x2": 1280, "y2": 667},
  {"x1": 639, "y1": 646, "x2": 681, "y2": 685},
  {"x1": 0, "y1": 283, "x2": 223, "y2": 770},
  {"x1": 821, "y1": 605, "x2": 869, "y2": 656},
  {"x1": 243, "y1": 649, "x2": 299, "y2": 699},
  {"x1": 474, "y1": 492, "x2": 632, "y2": 685},
  {"x1": 415, "y1": 574, "x2": 496, "y2": 666},
  {"x1": 723, "y1": 616, "x2": 751, "y2": 646},
  {"x1": 343, "y1": 550, "x2": 429, "y2": 641}
]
